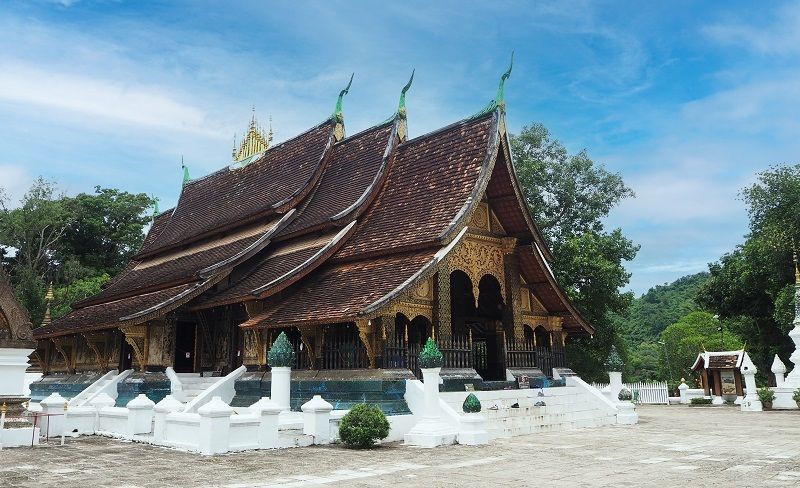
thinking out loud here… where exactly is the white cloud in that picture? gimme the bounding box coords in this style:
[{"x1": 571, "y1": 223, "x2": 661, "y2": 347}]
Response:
[
  {"x1": 0, "y1": 62, "x2": 226, "y2": 139},
  {"x1": 703, "y1": 2, "x2": 800, "y2": 55},
  {"x1": 0, "y1": 163, "x2": 33, "y2": 208}
]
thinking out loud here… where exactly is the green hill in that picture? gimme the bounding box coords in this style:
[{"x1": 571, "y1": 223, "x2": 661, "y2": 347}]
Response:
[{"x1": 614, "y1": 272, "x2": 709, "y2": 381}]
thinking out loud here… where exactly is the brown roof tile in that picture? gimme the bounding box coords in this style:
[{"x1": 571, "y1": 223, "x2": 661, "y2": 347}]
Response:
[
  {"x1": 282, "y1": 122, "x2": 395, "y2": 235},
  {"x1": 35, "y1": 282, "x2": 198, "y2": 337},
  {"x1": 244, "y1": 250, "x2": 435, "y2": 327},
  {"x1": 336, "y1": 113, "x2": 495, "y2": 259},
  {"x1": 138, "y1": 121, "x2": 333, "y2": 255}
]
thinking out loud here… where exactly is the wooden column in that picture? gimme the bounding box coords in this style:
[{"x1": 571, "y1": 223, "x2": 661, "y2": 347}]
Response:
[
  {"x1": 355, "y1": 319, "x2": 377, "y2": 369},
  {"x1": 503, "y1": 253, "x2": 523, "y2": 342},
  {"x1": 433, "y1": 265, "x2": 451, "y2": 341}
]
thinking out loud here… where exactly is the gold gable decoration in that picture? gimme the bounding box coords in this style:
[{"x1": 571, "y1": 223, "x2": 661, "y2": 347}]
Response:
[{"x1": 232, "y1": 110, "x2": 273, "y2": 163}]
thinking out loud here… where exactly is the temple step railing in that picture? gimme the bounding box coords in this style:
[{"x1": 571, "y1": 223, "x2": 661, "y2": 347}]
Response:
[
  {"x1": 505, "y1": 338, "x2": 537, "y2": 369},
  {"x1": 503, "y1": 338, "x2": 565, "y2": 378},
  {"x1": 439, "y1": 335, "x2": 472, "y2": 370}
]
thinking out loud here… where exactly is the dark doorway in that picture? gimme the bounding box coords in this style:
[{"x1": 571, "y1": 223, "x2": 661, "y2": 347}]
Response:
[
  {"x1": 174, "y1": 322, "x2": 196, "y2": 373},
  {"x1": 119, "y1": 339, "x2": 133, "y2": 371},
  {"x1": 450, "y1": 271, "x2": 507, "y2": 381}
]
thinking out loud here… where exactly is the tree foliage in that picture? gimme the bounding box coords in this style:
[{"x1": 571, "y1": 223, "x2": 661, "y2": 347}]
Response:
[
  {"x1": 697, "y1": 165, "x2": 800, "y2": 376},
  {"x1": 511, "y1": 123, "x2": 639, "y2": 381},
  {"x1": 0, "y1": 179, "x2": 154, "y2": 326},
  {"x1": 658, "y1": 311, "x2": 742, "y2": 386}
]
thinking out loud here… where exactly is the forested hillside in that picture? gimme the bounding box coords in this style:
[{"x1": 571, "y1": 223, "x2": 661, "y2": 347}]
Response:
[
  {"x1": 616, "y1": 272, "x2": 708, "y2": 345},
  {"x1": 614, "y1": 272, "x2": 709, "y2": 382}
]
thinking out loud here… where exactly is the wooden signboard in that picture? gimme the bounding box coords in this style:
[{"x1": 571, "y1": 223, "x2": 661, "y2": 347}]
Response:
[{"x1": 721, "y1": 370, "x2": 736, "y2": 395}]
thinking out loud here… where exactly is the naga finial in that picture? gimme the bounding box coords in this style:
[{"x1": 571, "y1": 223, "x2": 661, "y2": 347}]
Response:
[
  {"x1": 181, "y1": 156, "x2": 190, "y2": 185},
  {"x1": 398, "y1": 69, "x2": 415, "y2": 116},
  {"x1": 495, "y1": 51, "x2": 514, "y2": 109},
  {"x1": 152, "y1": 196, "x2": 159, "y2": 216},
  {"x1": 332, "y1": 73, "x2": 354, "y2": 120}
]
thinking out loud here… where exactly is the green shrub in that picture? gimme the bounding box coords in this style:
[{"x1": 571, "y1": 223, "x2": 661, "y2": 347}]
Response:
[
  {"x1": 690, "y1": 397, "x2": 712, "y2": 405},
  {"x1": 618, "y1": 387, "x2": 632, "y2": 401},
  {"x1": 338, "y1": 404, "x2": 390, "y2": 449},
  {"x1": 757, "y1": 387, "x2": 775, "y2": 403},
  {"x1": 792, "y1": 388, "x2": 800, "y2": 402}
]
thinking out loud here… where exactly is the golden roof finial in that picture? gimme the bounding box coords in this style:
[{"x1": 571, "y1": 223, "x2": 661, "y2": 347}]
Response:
[
  {"x1": 794, "y1": 249, "x2": 800, "y2": 284},
  {"x1": 41, "y1": 282, "x2": 54, "y2": 327},
  {"x1": 233, "y1": 108, "x2": 271, "y2": 163}
]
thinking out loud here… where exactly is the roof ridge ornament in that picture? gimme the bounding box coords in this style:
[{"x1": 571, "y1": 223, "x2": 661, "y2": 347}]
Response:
[
  {"x1": 332, "y1": 73, "x2": 353, "y2": 141},
  {"x1": 397, "y1": 69, "x2": 414, "y2": 141},
  {"x1": 232, "y1": 108, "x2": 273, "y2": 163},
  {"x1": 181, "y1": 156, "x2": 190, "y2": 185},
  {"x1": 398, "y1": 69, "x2": 414, "y2": 117},
  {"x1": 495, "y1": 51, "x2": 513, "y2": 111},
  {"x1": 151, "y1": 195, "x2": 159, "y2": 216}
]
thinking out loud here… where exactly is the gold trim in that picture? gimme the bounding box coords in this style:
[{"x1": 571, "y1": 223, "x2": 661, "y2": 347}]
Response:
[{"x1": 121, "y1": 325, "x2": 148, "y2": 372}]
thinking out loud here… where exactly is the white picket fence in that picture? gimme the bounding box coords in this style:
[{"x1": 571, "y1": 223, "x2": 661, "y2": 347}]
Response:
[{"x1": 591, "y1": 381, "x2": 669, "y2": 405}]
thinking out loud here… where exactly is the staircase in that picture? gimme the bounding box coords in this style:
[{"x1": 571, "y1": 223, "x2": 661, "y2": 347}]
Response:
[{"x1": 171, "y1": 373, "x2": 221, "y2": 403}]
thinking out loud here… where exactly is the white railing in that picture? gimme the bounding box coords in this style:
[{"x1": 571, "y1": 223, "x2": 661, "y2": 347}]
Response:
[
  {"x1": 592, "y1": 381, "x2": 669, "y2": 405},
  {"x1": 69, "y1": 369, "x2": 133, "y2": 407},
  {"x1": 182, "y1": 365, "x2": 246, "y2": 413}
]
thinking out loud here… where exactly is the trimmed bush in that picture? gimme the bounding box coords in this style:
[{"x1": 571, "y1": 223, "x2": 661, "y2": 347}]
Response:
[
  {"x1": 618, "y1": 387, "x2": 632, "y2": 402},
  {"x1": 792, "y1": 388, "x2": 800, "y2": 402},
  {"x1": 690, "y1": 397, "x2": 712, "y2": 405},
  {"x1": 338, "y1": 404, "x2": 390, "y2": 449}
]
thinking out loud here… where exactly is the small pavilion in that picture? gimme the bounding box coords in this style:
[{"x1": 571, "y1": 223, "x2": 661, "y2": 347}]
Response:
[{"x1": 691, "y1": 349, "x2": 747, "y2": 403}]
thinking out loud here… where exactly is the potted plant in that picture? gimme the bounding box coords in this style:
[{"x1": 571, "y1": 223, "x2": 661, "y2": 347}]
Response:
[
  {"x1": 793, "y1": 388, "x2": 800, "y2": 408},
  {"x1": 758, "y1": 387, "x2": 775, "y2": 410}
]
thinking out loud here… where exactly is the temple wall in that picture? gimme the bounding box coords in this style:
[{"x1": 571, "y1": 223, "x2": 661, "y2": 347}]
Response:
[{"x1": 146, "y1": 319, "x2": 175, "y2": 370}]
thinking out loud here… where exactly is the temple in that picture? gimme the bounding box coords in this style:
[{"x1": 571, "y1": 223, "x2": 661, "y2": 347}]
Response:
[{"x1": 31, "y1": 66, "x2": 593, "y2": 406}]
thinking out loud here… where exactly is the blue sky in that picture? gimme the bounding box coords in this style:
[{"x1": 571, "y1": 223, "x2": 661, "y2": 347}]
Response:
[{"x1": 1, "y1": 1, "x2": 798, "y2": 295}]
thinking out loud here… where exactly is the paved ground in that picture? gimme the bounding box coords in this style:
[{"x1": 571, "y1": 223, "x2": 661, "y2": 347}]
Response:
[{"x1": 1, "y1": 406, "x2": 799, "y2": 487}]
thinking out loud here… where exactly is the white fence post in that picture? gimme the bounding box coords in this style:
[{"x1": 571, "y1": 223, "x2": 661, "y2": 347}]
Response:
[
  {"x1": 198, "y1": 396, "x2": 232, "y2": 455},
  {"x1": 126, "y1": 394, "x2": 155, "y2": 438}
]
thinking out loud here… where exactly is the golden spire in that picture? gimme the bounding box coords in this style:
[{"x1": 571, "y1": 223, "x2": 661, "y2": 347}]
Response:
[
  {"x1": 794, "y1": 250, "x2": 800, "y2": 284},
  {"x1": 41, "y1": 282, "x2": 54, "y2": 327},
  {"x1": 232, "y1": 107, "x2": 273, "y2": 163}
]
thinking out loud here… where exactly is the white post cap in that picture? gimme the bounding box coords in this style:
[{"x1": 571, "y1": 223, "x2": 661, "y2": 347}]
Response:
[
  {"x1": 250, "y1": 397, "x2": 283, "y2": 415},
  {"x1": 197, "y1": 396, "x2": 233, "y2": 418},
  {"x1": 153, "y1": 394, "x2": 184, "y2": 413},
  {"x1": 300, "y1": 395, "x2": 333, "y2": 413},
  {"x1": 771, "y1": 354, "x2": 787, "y2": 374}
]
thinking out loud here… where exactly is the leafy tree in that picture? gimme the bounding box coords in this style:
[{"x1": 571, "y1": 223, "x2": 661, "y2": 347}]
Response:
[
  {"x1": 0, "y1": 179, "x2": 154, "y2": 325},
  {"x1": 51, "y1": 273, "x2": 110, "y2": 320},
  {"x1": 59, "y1": 187, "x2": 153, "y2": 276},
  {"x1": 698, "y1": 164, "x2": 800, "y2": 375},
  {"x1": 511, "y1": 123, "x2": 639, "y2": 381},
  {"x1": 658, "y1": 311, "x2": 743, "y2": 385}
]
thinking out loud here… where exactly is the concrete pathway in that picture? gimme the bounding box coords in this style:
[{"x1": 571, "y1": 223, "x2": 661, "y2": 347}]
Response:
[{"x1": 1, "y1": 405, "x2": 799, "y2": 487}]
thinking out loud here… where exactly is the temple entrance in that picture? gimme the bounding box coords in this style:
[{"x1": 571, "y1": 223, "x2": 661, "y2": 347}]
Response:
[
  {"x1": 174, "y1": 322, "x2": 196, "y2": 373},
  {"x1": 450, "y1": 271, "x2": 506, "y2": 380},
  {"x1": 119, "y1": 339, "x2": 133, "y2": 371}
]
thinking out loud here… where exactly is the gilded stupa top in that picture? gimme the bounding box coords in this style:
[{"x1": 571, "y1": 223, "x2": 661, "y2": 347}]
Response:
[{"x1": 232, "y1": 109, "x2": 273, "y2": 163}]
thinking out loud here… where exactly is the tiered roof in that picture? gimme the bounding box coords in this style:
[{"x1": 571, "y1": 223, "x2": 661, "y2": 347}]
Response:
[{"x1": 36, "y1": 79, "x2": 593, "y2": 339}]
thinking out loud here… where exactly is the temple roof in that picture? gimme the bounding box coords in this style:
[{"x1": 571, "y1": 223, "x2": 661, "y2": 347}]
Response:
[
  {"x1": 137, "y1": 120, "x2": 334, "y2": 257},
  {"x1": 691, "y1": 350, "x2": 746, "y2": 371},
  {"x1": 37, "y1": 93, "x2": 594, "y2": 338}
]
